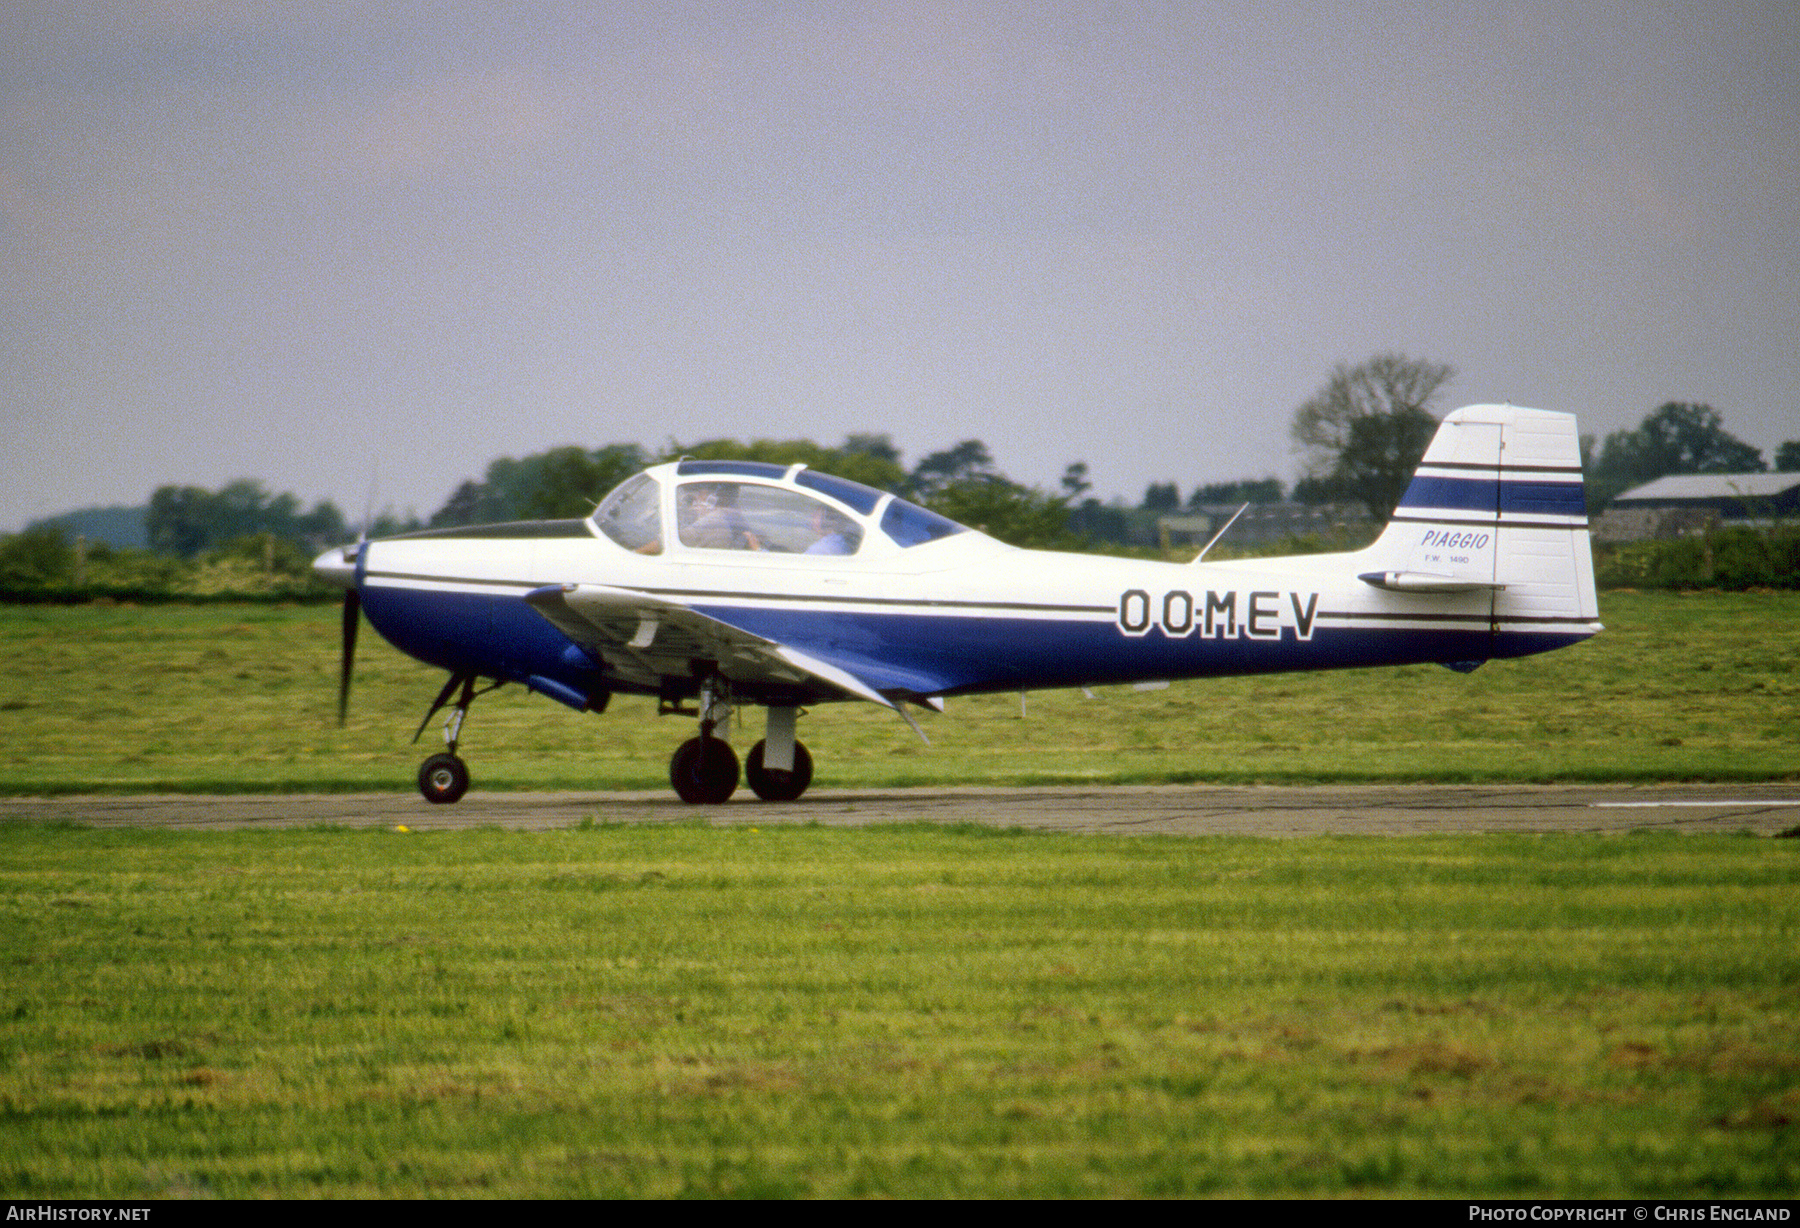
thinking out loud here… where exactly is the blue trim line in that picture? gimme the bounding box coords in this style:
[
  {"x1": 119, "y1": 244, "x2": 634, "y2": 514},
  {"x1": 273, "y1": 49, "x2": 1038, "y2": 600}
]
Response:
[
  {"x1": 795, "y1": 469, "x2": 886, "y2": 514},
  {"x1": 676, "y1": 460, "x2": 791, "y2": 479},
  {"x1": 360, "y1": 583, "x2": 1597, "y2": 710},
  {"x1": 1400, "y1": 476, "x2": 1586, "y2": 516},
  {"x1": 1501, "y1": 478, "x2": 1588, "y2": 516}
]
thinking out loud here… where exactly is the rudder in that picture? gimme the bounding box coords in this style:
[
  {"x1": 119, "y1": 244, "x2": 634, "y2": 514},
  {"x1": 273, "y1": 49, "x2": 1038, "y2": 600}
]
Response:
[{"x1": 1366, "y1": 404, "x2": 1600, "y2": 635}]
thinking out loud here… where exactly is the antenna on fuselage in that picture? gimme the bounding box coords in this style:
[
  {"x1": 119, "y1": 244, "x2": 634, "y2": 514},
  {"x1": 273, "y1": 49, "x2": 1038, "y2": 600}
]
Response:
[
  {"x1": 359, "y1": 459, "x2": 381, "y2": 541},
  {"x1": 1191, "y1": 502, "x2": 1249, "y2": 564}
]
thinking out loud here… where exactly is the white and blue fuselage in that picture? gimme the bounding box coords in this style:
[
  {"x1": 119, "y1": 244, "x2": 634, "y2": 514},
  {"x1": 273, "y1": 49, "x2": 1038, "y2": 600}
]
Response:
[
  {"x1": 323, "y1": 405, "x2": 1598, "y2": 711},
  {"x1": 315, "y1": 404, "x2": 1601, "y2": 802}
]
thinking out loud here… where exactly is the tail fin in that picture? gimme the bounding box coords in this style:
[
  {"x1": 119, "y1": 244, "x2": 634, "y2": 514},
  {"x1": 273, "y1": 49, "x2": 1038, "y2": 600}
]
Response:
[{"x1": 1361, "y1": 404, "x2": 1600, "y2": 630}]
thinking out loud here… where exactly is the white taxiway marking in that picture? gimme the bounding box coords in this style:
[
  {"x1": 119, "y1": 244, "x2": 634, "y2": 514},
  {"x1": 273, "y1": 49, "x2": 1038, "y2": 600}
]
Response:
[{"x1": 1591, "y1": 800, "x2": 1800, "y2": 808}]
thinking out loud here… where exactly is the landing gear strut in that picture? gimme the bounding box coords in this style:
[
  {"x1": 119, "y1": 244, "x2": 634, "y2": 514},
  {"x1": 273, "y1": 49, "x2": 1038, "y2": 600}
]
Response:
[
  {"x1": 411, "y1": 672, "x2": 501, "y2": 804},
  {"x1": 745, "y1": 705, "x2": 812, "y2": 801},
  {"x1": 667, "y1": 691, "x2": 815, "y2": 804},
  {"x1": 669, "y1": 675, "x2": 740, "y2": 804}
]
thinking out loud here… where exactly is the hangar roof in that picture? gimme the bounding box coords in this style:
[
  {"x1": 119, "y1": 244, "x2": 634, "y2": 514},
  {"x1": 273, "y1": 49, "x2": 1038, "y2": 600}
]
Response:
[{"x1": 1614, "y1": 473, "x2": 1800, "y2": 503}]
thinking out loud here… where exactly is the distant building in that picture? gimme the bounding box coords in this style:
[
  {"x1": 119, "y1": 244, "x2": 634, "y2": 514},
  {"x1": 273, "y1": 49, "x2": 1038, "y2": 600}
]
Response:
[
  {"x1": 1595, "y1": 473, "x2": 1800, "y2": 542},
  {"x1": 1161, "y1": 503, "x2": 1375, "y2": 550}
]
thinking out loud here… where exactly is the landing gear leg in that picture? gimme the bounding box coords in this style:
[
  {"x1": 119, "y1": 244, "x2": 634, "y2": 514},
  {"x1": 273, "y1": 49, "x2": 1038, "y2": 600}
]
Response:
[
  {"x1": 746, "y1": 705, "x2": 812, "y2": 802},
  {"x1": 412, "y1": 673, "x2": 499, "y2": 804},
  {"x1": 669, "y1": 675, "x2": 740, "y2": 804}
]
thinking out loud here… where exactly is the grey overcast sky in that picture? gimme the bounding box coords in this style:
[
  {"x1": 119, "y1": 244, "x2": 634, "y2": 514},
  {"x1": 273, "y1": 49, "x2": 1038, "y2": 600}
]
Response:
[{"x1": 3, "y1": 0, "x2": 1795, "y2": 530}]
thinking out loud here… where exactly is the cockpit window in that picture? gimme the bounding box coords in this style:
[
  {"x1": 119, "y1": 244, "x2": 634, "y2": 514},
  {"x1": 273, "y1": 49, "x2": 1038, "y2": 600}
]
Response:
[
  {"x1": 794, "y1": 469, "x2": 885, "y2": 515},
  {"x1": 880, "y1": 497, "x2": 967, "y2": 547},
  {"x1": 592, "y1": 473, "x2": 663, "y2": 553},
  {"x1": 674, "y1": 459, "x2": 790, "y2": 480},
  {"x1": 677, "y1": 482, "x2": 864, "y2": 555}
]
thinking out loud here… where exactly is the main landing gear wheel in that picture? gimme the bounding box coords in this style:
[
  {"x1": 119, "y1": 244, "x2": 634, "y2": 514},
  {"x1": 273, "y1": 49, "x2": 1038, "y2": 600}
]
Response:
[
  {"x1": 746, "y1": 739, "x2": 813, "y2": 802},
  {"x1": 418, "y1": 752, "x2": 470, "y2": 804},
  {"x1": 670, "y1": 737, "x2": 740, "y2": 804}
]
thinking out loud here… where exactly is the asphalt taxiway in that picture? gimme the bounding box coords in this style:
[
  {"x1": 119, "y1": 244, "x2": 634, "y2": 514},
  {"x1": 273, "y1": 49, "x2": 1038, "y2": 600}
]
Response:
[{"x1": 2, "y1": 783, "x2": 1797, "y2": 835}]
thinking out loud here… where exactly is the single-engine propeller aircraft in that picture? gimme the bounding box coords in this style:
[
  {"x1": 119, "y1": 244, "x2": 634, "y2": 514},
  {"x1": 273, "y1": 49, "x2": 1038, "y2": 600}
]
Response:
[{"x1": 314, "y1": 404, "x2": 1600, "y2": 805}]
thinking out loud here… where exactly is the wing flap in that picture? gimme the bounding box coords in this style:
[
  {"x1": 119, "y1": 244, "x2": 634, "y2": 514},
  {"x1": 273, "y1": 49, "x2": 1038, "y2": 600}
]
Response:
[{"x1": 523, "y1": 583, "x2": 890, "y2": 705}]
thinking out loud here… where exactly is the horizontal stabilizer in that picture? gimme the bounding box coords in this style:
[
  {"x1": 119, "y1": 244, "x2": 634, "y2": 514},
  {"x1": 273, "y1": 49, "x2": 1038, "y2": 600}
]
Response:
[{"x1": 1358, "y1": 571, "x2": 1506, "y2": 593}]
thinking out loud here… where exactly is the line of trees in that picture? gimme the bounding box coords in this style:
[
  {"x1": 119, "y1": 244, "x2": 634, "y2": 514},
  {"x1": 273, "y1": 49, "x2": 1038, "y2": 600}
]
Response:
[
  {"x1": 1586, "y1": 402, "x2": 1791, "y2": 510},
  {"x1": 1282, "y1": 354, "x2": 1798, "y2": 517},
  {"x1": 0, "y1": 525, "x2": 329, "y2": 600},
  {"x1": 424, "y1": 435, "x2": 1091, "y2": 549},
  {"x1": 0, "y1": 481, "x2": 370, "y2": 599},
  {"x1": 8, "y1": 352, "x2": 1795, "y2": 598},
  {"x1": 427, "y1": 433, "x2": 1317, "y2": 555},
  {"x1": 1289, "y1": 353, "x2": 1454, "y2": 518},
  {"x1": 145, "y1": 481, "x2": 354, "y2": 558}
]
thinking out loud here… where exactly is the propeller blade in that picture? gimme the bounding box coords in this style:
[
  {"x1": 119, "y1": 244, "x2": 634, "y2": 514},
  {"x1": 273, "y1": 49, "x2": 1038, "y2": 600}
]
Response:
[{"x1": 338, "y1": 587, "x2": 360, "y2": 726}]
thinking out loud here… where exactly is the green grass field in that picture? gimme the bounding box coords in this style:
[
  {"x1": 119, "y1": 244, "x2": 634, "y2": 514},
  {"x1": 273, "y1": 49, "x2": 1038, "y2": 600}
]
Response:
[
  {"x1": 1, "y1": 592, "x2": 1795, "y2": 1198},
  {"x1": 0, "y1": 590, "x2": 1794, "y2": 794},
  {"x1": 3, "y1": 821, "x2": 1796, "y2": 1198}
]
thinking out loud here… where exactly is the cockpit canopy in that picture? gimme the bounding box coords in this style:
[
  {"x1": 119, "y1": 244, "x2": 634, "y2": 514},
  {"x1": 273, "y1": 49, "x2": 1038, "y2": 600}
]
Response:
[{"x1": 590, "y1": 462, "x2": 968, "y2": 557}]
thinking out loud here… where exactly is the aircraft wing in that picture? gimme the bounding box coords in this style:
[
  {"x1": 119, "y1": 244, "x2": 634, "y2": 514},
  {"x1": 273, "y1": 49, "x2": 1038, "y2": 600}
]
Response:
[{"x1": 522, "y1": 583, "x2": 895, "y2": 708}]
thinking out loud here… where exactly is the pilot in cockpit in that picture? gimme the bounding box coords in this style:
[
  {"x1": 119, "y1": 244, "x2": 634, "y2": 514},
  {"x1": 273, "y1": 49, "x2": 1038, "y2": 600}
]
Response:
[{"x1": 680, "y1": 483, "x2": 762, "y2": 551}]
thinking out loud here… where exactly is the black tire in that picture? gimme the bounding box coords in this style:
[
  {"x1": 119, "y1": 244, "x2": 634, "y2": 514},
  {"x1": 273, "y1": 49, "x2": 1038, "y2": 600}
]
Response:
[
  {"x1": 418, "y1": 753, "x2": 470, "y2": 804},
  {"x1": 670, "y1": 737, "x2": 740, "y2": 804},
  {"x1": 745, "y1": 739, "x2": 813, "y2": 802}
]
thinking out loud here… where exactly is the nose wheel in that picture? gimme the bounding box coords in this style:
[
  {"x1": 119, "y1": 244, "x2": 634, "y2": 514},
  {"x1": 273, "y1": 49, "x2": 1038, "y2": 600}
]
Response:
[
  {"x1": 418, "y1": 753, "x2": 470, "y2": 804},
  {"x1": 410, "y1": 672, "x2": 502, "y2": 804}
]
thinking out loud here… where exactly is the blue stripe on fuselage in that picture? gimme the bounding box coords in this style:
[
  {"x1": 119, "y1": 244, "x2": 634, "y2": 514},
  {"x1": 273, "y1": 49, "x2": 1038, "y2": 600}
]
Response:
[
  {"x1": 1399, "y1": 476, "x2": 1586, "y2": 517},
  {"x1": 692, "y1": 604, "x2": 1580, "y2": 696},
  {"x1": 359, "y1": 582, "x2": 1590, "y2": 705}
]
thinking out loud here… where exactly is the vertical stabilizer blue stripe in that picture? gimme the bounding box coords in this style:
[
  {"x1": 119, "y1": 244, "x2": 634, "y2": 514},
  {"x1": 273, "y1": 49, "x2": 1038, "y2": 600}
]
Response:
[
  {"x1": 1400, "y1": 476, "x2": 1496, "y2": 512},
  {"x1": 1400, "y1": 476, "x2": 1586, "y2": 516},
  {"x1": 1501, "y1": 480, "x2": 1586, "y2": 516}
]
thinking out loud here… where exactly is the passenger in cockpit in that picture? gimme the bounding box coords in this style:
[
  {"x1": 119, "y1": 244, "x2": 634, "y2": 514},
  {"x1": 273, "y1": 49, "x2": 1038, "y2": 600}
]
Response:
[{"x1": 803, "y1": 504, "x2": 854, "y2": 555}]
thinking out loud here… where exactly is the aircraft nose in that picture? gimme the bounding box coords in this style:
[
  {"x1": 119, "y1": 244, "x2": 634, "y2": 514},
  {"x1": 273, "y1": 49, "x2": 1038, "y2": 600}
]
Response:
[{"x1": 312, "y1": 544, "x2": 360, "y2": 589}]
